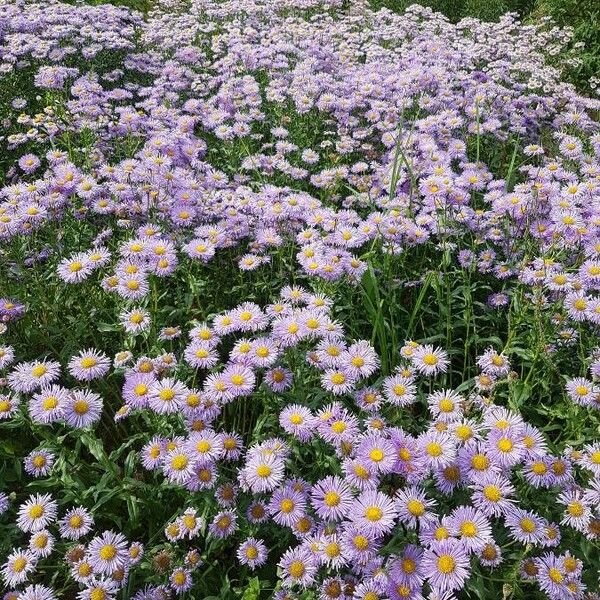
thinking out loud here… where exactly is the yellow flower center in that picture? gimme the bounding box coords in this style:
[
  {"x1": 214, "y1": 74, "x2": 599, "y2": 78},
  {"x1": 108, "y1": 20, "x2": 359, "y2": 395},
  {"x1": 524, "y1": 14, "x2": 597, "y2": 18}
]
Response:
[
  {"x1": 73, "y1": 400, "x2": 89, "y2": 415},
  {"x1": 288, "y1": 560, "x2": 305, "y2": 578},
  {"x1": 497, "y1": 438, "x2": 513, "y2": 453},
  {"x1": 437, "y1": 555, "x2": 456, "y2": 574},
  {"x1": 13, "y1": 557, "x2": 27, "y2": 572},
  {"x1": 567, "y1": 502, "x2": 584, "y2": 517},
  {"x1": 407, "y1": 499, "x2": 425, "y2": 516},
  {"x1": 423, "y1": 353, "x2": 438, "y2": 366},
  {"x1": 171, "y1": 455, "x2": 188, "y2": 470},
  {"x1": 28, "y1": 504, "x2": 44, "y2": 519},
  {"x1": 256, "y1": 465, "x2": 272, "y2": 478},
  {"x1": 460, "y1": 521, "x2": 477, "y2": 537},
  {"x1": 426, "y1": 442, "x2": 442, "y2": 457},
  {"x1": 32, "y1": 455, "x2": 46, "y2": 468},
  {"x1": 330, "y1": 373, "x2": 346, "y2": 385},
  {"x1": 159, "y1": 389, "x2": 175, "y2": 401},
  {"x1": 69, "y1": 515, "x2": 83, "y2": 528},
  {"x1": 520, "y1": 518, "x2": 537, "y2": 533},
  {"x1": 369, "y1": 449, "x2": 384, "y2": 462},
  {"x1": 32, "y1": 365, "x2": 47, "y2": 377},
  {"x1": 365, "y1": 506, "x2": 383, "y2": 521},
  {"x1": 483, "y1": 485, "x2": 501, "y2": 502},
  {"x1": 99, "y1": 544, "x2": 117, "y2": 561}
]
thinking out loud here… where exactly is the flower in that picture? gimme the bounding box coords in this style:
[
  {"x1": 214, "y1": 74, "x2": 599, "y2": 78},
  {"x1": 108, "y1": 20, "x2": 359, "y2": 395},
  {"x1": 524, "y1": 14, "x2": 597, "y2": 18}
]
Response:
[
  {"x1": 422, "y1": 539, "x2": 471, "y2": 595},
  {"x1": 279, "y1": 546, "x2": 318, "y2": 588},
  {"x1": 1, "y1": 549, "x2": 37, "y2": 587},
  {"x1": 349, "y1": 490, "x2": 398, "y2": 536},
  {"x1": 17, "y1": 494, "x2": 58, "y2": 533},
  {"x1": 237, "y1": 538, "x2": 268, "y2": 569},
  {"x1": 87, "y1": 530, "x2": 129, "y2": 575},
  {"x1": 68, "y1": 349, "x2": 110, "y2": 381},
  {"x1": 411, "y1": 345, "x2": 449, "y2": 376},
  {"x1": 59, "y1": 507, "x2": 94, "y2": 540},
  {"x1": 24, "y1": 450, "x2": 55, "y2": 477}
]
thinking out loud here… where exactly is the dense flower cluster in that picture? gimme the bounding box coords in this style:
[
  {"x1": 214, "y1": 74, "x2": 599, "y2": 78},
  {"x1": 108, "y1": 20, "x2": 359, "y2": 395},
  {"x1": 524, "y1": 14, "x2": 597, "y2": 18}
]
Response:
[{"x1": 1, "y1": 0, "x2": 600, "y2": 598}]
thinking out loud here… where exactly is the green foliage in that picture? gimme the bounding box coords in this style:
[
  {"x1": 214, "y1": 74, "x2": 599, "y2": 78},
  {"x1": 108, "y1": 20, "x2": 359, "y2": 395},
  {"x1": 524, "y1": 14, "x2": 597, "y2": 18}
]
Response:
[
  {"x1": 368, "y1": 0, "x2": 537, "y2": 22},
  {"x1": 368, "y1": 0, "x2": 598, "y2": 91},
  {"x1": 534, "y1": 0, "x2": 600, "y2": 93}
]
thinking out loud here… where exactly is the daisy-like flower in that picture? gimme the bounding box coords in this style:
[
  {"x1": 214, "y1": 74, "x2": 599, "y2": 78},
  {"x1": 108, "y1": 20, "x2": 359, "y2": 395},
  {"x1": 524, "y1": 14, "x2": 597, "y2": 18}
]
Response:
[
  {"x1": 279, "y1": 404, "x2": 316, "y2": 441},
  {"x1": 77, "y1": 578, "x2": 119, "y2": 600},
  {"x1": 128, "y1": 542, "x2": 144, "y2": 566},
  {"x1": 28, "y1": 384, "x2": 69, "y2": 424},
  {"x1": 87, "y1": 530, "x2": 129, "y2": 575},
  {"x1": 565, "y1": 377, "x2": 598, "y2": 407},
  {"x1": 57, "y1": 253, "x2": 94, "y2": 283},
  {"x1": 119, "y1": 308, "x2": 151, "y2": 334},
  {"x1": 113, "y1": 351, "x2": 133, "y2": 368},
  {"x1": 447, "y1": 505, "x2": 493, "y2": 552},
  {"x1": 148, "y1": 377, "x2": 187, "y2": 414},
  {"x1": 356, "y1": 433, "x2": 396, "y2": 474},
  {"x1": 169, "y1": 567, "x2": 193, "y2": 593},
  {"x1": 9, "y1": 360, "x2": 61, "y2": 393},
  {"x1": 476, "y1": 348, "x2": 511, "y2": 377},
  {"x1": 382, "y1": 374, "x2": 417, "y2": 406},
  {"x1": 222, "y1": 364, "x2": 256, "y2": 397},
  {"x1": 411, "y1": 345, "x2": 449, "y2": 376},
  {"x1": 269, "y1": 487, "x2": 307, "y2": 528},
  {"x1": 395, "y1": 485, "x2": 437, "y2": 529},
  {"x1": 419, "y1": 430, "x2": 457, "y2": 469},
  {"x1": 505, "y1": 508, "x2": 546, "y2": 545},
  {"x1": 16, "y1": 584, "x2": 57, "y2": 600},
  {"x1": 349, "y1": 490, "x2": 398, "y2": 536},
  {"x1": 59, "y1": 506, "x2": 94, "y2": 540},
  {"x1": 310, "y1": 476, "x2": 354, "y2": 522},
  {"x1": 321, "y1": 368, "x2": 358, "y2": 395},
  {"x1": 163, "y1": 448, "x2": 196, "y2": 485},
  {"x1": 0, "y1": 345, "x2": 15, "y2": 369},
  {"x1": 339, "y1": 523, "x2": 380, "y2": 565},
  {"x1": 279, "y1": 546, "x2": 318, "y2": 588},
  {"x1": 470, "y1": 472, "x2": 515, "y2": 517},
  {"x1": 1, "y1": 549, "x2": 37, "y2": 587},
  {"x1": 17, "y1": 494, "x2": 58, "y2": 532},
  {"x1": 340, "y1": 340, "x2": 379, "y2": 378},
  {"x1": 0, "y1": 393, "x2": 20, "y2": 419},
  {"x1": 140, "y1": 436, "x2": 166, "y2": 470},
  {"x1": 264, "y1": 366, "x2": 293, "y2": 391},
  {"x1": 427, "y1": 389, "x2": 464, "y2": 422},
  {"x1": 24, "y1": 449, "x2": 55, "y2": 477},
  {"x1": 534, "y1": 553, "x2": 570, "y2": 599},
  {"x1": 184, "y1": 341, "x2": 219, "y2": 369},
  {"x1": 28, "y1": 529, "x2": 55, "y2": 558},
  {"x1": 247, "y1": 501, "x2": 269, "y2": 524},
  {"x1": 242, "y1": 452, "x2": 285, "y2": 493},
  {"x1": 237, "y1": 538, "x2": 268, "y2": 569},
  {"x1": 558, "y1": 489, "x2": 592, "y2": 532},
  {"x1": 487, "y1": 428, "x2": 525, "y2": 468},
  {"x1": 317, "y1": 533, "x2": 346, "y2": 569},
  {"x1": 422, "y1": 539, "x2": 471, "y2": 595},
  {"x1": 209, "y1": 510, "x2": 237, "y2": 538},
  {"x1": 186, "y1": 430, "x2": 224, "y2": 464},
  {"x1": 221, "y1": 432, "x2": 244, "y2": 461},
  {"x1": 478, "y1": 542, "x2": 503, "y2": 568},
  {"x1": 68, "y1": 349, "x2": 110, "y2": 381},
  {"x1": 64, "y1": 390, "x2": 103, "y2": 428}
]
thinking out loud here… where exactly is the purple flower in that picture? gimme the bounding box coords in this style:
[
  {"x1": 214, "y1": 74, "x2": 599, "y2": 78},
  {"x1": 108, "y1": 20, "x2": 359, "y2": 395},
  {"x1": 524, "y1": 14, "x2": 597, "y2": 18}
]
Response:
[
  {"x1": 422, "y1": 539, "x2": 471, "y2": 595},
  {"x1": 24, "y1": 450, "x2": 55, "y2": 477},
  {"x1": 237, "y1": 538, "x2": 268, "y2": 569}
]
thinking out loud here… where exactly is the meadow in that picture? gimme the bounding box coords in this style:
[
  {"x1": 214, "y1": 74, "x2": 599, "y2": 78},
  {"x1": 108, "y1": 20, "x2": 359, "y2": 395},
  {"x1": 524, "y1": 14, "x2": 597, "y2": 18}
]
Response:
[{"x1": 1, "y1": 0, "x2": 600, "y2": 598}]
